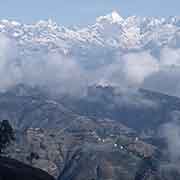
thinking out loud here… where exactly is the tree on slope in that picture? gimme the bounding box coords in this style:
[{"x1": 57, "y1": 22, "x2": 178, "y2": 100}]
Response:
[{"x1": 0, "y1": 120, "x2": 15, "y2": 154}]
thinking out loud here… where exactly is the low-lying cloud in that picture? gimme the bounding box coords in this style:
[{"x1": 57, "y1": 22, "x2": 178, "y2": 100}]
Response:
[
  {"x1": 161, "y1": 119, "x2": 180, "y2": 162},
  {"x1": 0, "y1": 33, "x2": 180, "y2": 98}
]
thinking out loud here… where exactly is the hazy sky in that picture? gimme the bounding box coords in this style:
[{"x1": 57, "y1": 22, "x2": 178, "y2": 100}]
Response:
[{"x1": 0, "y1": 0, "x2": 180, "y2": 26}]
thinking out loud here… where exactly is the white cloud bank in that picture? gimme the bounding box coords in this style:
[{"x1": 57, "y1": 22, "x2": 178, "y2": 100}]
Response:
[{"x1": 0, "y1": 33, "x2": 180, "y2": 97}]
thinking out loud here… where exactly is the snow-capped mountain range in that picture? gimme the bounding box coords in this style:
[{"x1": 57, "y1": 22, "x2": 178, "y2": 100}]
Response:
[
  {"x1": 0, "y1": 11, "x2": 180, "y2": 97},
  {"x1": 1, "y1": 11, "x2": 180, "y2": 56}
]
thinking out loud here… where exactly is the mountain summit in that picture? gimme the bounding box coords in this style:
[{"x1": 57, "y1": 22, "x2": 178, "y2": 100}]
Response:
[{"x1": 96, "y1": 10, "x2": 124, "y2": 23}]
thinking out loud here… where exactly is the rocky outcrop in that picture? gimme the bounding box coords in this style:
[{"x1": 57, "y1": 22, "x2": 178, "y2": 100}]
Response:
[{"x1": 0, "y1": 156, "x2": 55, "y2": 180}]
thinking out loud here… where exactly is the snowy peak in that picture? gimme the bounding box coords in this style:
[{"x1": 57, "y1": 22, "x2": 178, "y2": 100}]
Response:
[
  {"x1": 111, "y1": 11, "x2": 124, "y2": 22},
  {"x1": 96, "y1": 11, "x2": 124, "y2": 24},
  {"x1": 0, "y1": 13, "x2": 180, "y2": 55}
]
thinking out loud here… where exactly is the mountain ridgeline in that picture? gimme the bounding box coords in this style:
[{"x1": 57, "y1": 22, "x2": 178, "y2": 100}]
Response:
[{"x1": 0, "y1": 84, "x2": 179, "y2": 180}]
